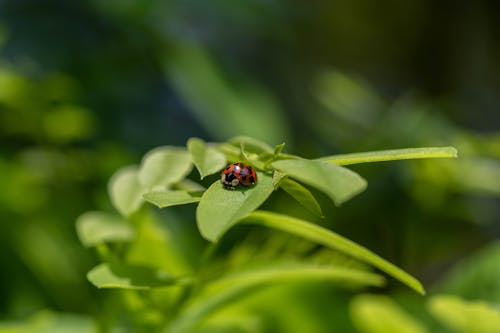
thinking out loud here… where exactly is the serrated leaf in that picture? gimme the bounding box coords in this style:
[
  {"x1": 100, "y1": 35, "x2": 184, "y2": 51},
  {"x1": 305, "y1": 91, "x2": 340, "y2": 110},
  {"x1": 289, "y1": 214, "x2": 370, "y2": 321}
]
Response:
[
  {"x1": 196, "y1": 172, "x2": 274, "y2": 242},
  {"x1": 241, "y1": 211, "x2": 425, "y2": 294},
  {"x1": 279, "y1": 178, "x2": 323, "y2": 217},
  {"x1": 138, "y1": 146, "x2": 192, "y2": 188},
  {"x1": 108, "y1": 165, "x2": 144, "y2": 217},
  {"x1": 87, "y1": 262, "x2": 179, "y2": 290},
  {"x1": 350, "y1": 295, "x2": 428, "y2": 333},
  {"x1": 76, "y1": 211, "x2": 134, "y2": 247},
  {"x1": 271, "y1": 159, "x2": 367, "y2": 205},
  {"x1": 428, "y1": 295, "x2": 500, "y2": 333},
  {"x1": 167, "y1": 264, "x2": 385, "y2": 333},
  {"x1": 143, "y1": 191, "x2": 202, "y2": 208},
  {"x1": 187, "y1": 138, "x2": 226, "y2": 179},
  {"x1": 322, "y1": 147, "x2": 458, "y2": 166}
]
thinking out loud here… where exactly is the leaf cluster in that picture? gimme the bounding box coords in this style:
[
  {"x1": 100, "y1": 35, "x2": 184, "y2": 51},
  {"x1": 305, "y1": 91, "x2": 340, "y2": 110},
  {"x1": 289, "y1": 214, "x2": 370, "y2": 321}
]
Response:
[{"x1": 76, "y1": 136, "x2": 457, "y2": 331}]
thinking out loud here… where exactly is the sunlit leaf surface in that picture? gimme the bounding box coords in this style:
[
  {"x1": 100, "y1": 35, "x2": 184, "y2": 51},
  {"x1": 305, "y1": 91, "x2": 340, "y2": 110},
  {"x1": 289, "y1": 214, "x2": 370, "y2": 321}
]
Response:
[{"x1": 196, "y1": 172, "x2": 274, "y2": 242}]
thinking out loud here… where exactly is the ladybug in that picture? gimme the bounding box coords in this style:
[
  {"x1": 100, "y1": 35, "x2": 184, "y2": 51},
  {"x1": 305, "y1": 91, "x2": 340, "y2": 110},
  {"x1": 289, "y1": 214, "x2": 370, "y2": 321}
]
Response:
[{"x1": 221, "y1": 163, "x2": 258, "y2": 190}]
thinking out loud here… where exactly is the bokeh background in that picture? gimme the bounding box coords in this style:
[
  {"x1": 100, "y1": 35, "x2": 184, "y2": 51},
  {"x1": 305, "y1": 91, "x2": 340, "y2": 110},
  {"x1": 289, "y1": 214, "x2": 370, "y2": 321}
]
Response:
[{"x1": 1, "y1": 1, "x2": 500, "y2": 332}]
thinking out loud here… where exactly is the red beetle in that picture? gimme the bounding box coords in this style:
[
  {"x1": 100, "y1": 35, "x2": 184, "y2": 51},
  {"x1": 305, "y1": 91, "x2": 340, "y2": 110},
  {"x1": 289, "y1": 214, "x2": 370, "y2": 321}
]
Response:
[{"x1": 221, "y1": 163, "x2": 257, "y2": 190}]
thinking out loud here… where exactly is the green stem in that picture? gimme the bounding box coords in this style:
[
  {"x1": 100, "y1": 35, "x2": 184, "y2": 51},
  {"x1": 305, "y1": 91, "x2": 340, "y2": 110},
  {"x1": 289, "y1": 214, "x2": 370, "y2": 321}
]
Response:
[{"x1": 322, "y1": 147, "x2": 458, "y2": 166}]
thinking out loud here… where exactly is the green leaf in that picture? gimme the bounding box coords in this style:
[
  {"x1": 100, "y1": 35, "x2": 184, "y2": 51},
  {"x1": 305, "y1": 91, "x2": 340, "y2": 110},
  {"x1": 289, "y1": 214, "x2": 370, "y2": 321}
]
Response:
[
  {"x1": 241, "y1": 211, "x2": 425, "y2": 294},
  {"x1": 272, "y1": 170, "x2": 285, "y2": 188},
  {"x1": 167, "y1": 264, "x2": 385, "y2": 333},
  {"x1": 126, "y1": 214, "x2": 193, "y2": 275},
  {"x1": 108, "y1": 165, "x2": 144, "y2": 217},
  {"x1": 273, "y1": 142, "x2": 286, "y2": 156},
  {"x1": 434, "y1": 241, "x2": 500, "y2": 302},
  {"x1": 138, "y1": 146, "x2": 192, "y2": 188},
  {"x1": 228, "y1": 136, "x2": 274, "y2": 154},
  {"x1": 196, "y1": 172, "x2": 274, "y2": 242},
  {"x1": 143, "y1": 191, "x2": 202, "y2": 208},
  {"x1": 279, "y1": 178, "x2": 323, "y2": 217},
  {"x1": 167, "y1": 44, "x2": 289, "y2": 143},
  {"x1": 271, "y1": 159, "x2": 367, "y2": 205},
  {"x1": 187, "y1": 138, "x2": 226, "y2": 179},
  {"x1": 173, "y1": 179, "x2": 206, "y2": 192},
  {"x1": 428, "y1": 295, "x2": 500, "y2": 333},
  {"x1": 206, "y1": 264, "x2": 386, "y2": 293},
  {"x1": 349, "y1": 295, "x2": 428, "y2": 333},
  {"x1": 76, "y1": 211, "x2": 134, "y2": 247},
  {"x1": 322, "y1": 147, "x2": 458, "y2": 166},
  {"x1": 314, "y1": 70, "x2": 384, "y2": 126},
  {"x1": 0, "y1": 311, "x2": 95, "y2": 333},
  {"x1": 87, "y1": 262, "x2": 181, "y2": 290}
]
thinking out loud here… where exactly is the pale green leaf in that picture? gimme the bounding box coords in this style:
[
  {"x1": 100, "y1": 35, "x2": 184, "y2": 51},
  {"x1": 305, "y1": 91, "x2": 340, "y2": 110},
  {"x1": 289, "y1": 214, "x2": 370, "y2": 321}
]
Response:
[
  {"x1": 76, "y1": 211, "x2": 134, "y2": 247},
  {"x1": 196, "y1": 172, "x2": 274, "y2": 242},
  {"x1": 173, "y1": 179, "x2": 206, "y2": 192},
  {"x1": 87, "y1": 262, "x2": 179, "y2": 290},
  {"x1": 322, "y1": 147, "x2": 458, "y2": 166},
  {"x1": 143, "y1": 191, "x2": 202, "y2": 208},
  {"x1": 167, "y1": 44, "x2": 289, "y2": 143},
  {"x1": 108, "y1": 165, "x2": 144, "y2": 217},
  {"x1": 314, "y1": 70, "x2": 383, "y2": 125},
  {"x1": 272, "y1": 170, "x2": 285, "y2": 188},
  {"x1": 434, "y1": 241, "x2": 500, "y2": 301},
  {"x1": 126, "y1": 214, "x2": 193, "y2": 275},
  {"x1": 271, "y1": 159, "x2": 367, "y2": 205},
  {"x1": 273, "y1": 142, "x2": 286, "y2": 156},
  {"x1": 279, "y1": 178, "x2": 323, "y2": 217},
  {"x1": 167, "y1": 264, "x2": 385, "y2": 333},
  {"x1": 228, "y1": 136, "x2": 274, "y2": 154},
  {"x1": 241, "y1": 211, "x2": 425, "y2": 294},
  {"x1": 428, "y1": 295, "x2": 500, "y2": 333},
  {"x1": 0, "y1": 311, "x2": 95, "y2": 333},
  {"x1": 187, "y1": 138, "x2": 226, "y2": 179},
  {"x1": 350, "y1": 295, "x2": 428, "y2": 333},
  {"x1": 138, "y1": 146, "x2": 192, "y2": 188}
]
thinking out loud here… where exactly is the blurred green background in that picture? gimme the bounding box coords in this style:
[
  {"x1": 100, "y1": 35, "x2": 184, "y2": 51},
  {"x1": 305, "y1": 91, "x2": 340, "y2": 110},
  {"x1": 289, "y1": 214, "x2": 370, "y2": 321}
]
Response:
[{"x1": 1, "y1": 1, "x2": 500, "y2": 332}]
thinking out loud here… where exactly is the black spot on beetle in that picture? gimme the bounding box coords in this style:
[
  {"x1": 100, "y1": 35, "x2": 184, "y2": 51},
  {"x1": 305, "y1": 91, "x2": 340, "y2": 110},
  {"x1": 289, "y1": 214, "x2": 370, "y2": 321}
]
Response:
[
  {"x1": 249, "y1": 175, "x2": 255, "y2": 183},
  {"x1": 224, "y1": 173, "x2": 236, "y2": 182}
]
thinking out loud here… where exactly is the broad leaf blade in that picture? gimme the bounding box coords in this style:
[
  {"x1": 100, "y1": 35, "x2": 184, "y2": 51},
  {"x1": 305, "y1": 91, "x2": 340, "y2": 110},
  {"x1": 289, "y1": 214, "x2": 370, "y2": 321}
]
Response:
[
  {"x1": 434, "y1": 241, "x2": 500, "y2": 301},
  {"x1": 167, "y1": 44, "x2": 289, "y2": 143},
  {"x1": 242, "y1": 211, "x2": 425, "y2": 294},
  {"x1": 279, "y1": 178, "x2": 323, "y2": 217},
  {"x1": 173, "y1": 179, "x2": 206, "y2": 192},
  {"x1": 228, "y1": 136, "x2": 274, "y2": 154},
  {"x1": 108, "y1": 165, "x2": 144, "y2": 217},
  {"x1": 167, "y1": 264, "x2": 385, "y2": 333},
  {"x1": 196, "y1": 172, "x2": 274, "y2": 242},
  {"x1": 138, "y1": 146, "x2": 192, "y2": 188},
  {"x1": 322, "y1": 147, "x2": 458, "y2": 166},
  {"x1": 143, "y1": 191, "x2": 202, "y2": 208},
  {"x1": 350, "y1": 295, "x2": 428, "y2": 333},
  {"x1": 271, "y1": 159, "x2": 367, "y2": 205},
  {"x1": 428, "y1": 295, "x2": 500, "y2": 333},
  {"x1": 187, "y1": 138, "x2": 226, "y2": 179},
  {"x1": 76, "y1": 211, "x2": 134, "y2": 247},
  {"x1": 87, "y1": 262, "x2": 179, "y2": 290}
]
